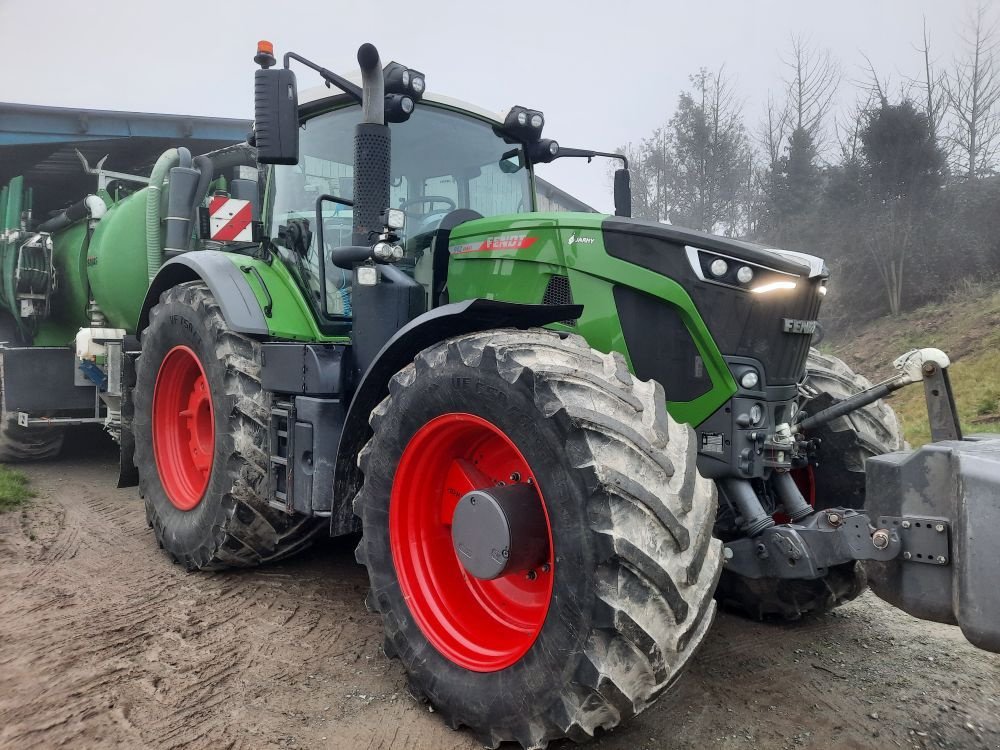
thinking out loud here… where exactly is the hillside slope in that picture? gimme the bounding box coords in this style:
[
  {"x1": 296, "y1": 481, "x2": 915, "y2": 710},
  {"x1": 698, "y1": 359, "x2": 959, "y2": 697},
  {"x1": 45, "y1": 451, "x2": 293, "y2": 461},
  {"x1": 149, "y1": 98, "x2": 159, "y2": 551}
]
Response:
[{"x1": 824, "y1": 282, "x2": 1000, "y2": 446}]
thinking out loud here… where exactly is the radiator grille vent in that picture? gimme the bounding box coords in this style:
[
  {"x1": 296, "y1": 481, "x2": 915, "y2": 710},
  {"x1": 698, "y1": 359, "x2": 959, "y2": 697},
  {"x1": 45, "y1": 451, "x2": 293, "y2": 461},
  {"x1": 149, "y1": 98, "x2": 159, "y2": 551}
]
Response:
[{"x1": 542, "y1": 275, "x2": 576, "y2": 326}]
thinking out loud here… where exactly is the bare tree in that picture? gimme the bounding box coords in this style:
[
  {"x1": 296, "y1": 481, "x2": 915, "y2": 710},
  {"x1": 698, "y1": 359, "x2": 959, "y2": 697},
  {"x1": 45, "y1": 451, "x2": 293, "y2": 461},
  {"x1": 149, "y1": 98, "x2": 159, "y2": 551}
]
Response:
[
  {"x1": 945, "y1": 4, "x2": 1000, "y2": 178},
  {"x1": 914, "y1": 16, "x2": 949, "y2": 141},
  {"x1": 834, "y1": 88, "x2": 879, "y2": 164},
  {"x1": 759, "y1": 93, "x2": 788, "y2": 169},
  {"x1": 666, "y1": 67, "x2": 751, "y2": 234},
  {"x1": 782, "y1": 35, "x2": 841, "y2": 149}
]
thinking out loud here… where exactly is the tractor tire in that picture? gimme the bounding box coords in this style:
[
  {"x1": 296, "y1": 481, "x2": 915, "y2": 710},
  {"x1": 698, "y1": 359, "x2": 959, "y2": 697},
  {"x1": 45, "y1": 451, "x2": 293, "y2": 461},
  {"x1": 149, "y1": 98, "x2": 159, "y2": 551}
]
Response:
[
  {"x1": 0, "y1": 416, "x2": 64, "y2": 462},
  {"x1": 799, "y1": 348, "x2": 905, "y2": 510},
  {"x1": 0, "y1": 314, "x2": 64, "y2": 462},
  {"x1": 715, "y1": 349, "x2": 904, "y2": 621},
  {"x1": 133, "y1": 282, "x2": 323, "y2": 570},
  {"x1": 354, "y1": 329, "x2": 721, "y2": 749}
]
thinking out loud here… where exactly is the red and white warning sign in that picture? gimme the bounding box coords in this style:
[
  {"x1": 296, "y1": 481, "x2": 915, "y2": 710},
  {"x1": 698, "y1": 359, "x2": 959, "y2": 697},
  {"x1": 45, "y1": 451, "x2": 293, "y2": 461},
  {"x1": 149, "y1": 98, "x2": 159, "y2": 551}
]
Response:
[{"x1": 208, "y1": 196, "x2": 253, "y2": 242}]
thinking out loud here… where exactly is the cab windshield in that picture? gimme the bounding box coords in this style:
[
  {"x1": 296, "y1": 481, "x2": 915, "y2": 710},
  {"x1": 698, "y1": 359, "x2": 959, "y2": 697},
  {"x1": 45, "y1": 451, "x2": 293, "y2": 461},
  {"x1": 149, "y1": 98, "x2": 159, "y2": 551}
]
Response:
[{"x1": 266, "y1": 103, "x2": 532, "y2": 319}]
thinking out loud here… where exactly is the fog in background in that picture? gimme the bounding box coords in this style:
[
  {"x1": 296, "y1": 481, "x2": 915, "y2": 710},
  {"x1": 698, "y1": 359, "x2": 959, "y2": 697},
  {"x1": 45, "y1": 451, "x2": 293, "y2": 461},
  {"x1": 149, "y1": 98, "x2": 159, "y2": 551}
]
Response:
[{"x1": 0, "y1": 0, "x2": 980, "y2": 212}]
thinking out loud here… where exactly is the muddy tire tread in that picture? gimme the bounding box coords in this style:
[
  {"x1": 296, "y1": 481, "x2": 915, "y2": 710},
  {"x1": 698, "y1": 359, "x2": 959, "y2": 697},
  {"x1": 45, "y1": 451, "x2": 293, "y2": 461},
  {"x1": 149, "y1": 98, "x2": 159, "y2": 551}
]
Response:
[
  {"x1": 135, "y1": 282, "x2": 323, "y2": 571},
  {"x1": 354, "y1": 329, "x2": 721, "y2": 749}
]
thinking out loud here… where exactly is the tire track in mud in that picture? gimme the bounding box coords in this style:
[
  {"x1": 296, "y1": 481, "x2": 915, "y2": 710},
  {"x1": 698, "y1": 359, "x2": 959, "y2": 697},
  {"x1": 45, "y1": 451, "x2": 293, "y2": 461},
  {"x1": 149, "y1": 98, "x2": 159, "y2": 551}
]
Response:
[{"x1": 0, "y1": 436, "x2": 997, "y2": 750}]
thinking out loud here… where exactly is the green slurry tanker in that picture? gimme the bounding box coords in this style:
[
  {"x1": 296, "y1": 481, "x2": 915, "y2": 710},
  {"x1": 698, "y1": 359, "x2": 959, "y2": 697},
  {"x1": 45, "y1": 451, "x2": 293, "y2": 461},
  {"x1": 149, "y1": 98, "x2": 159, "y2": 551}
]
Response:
[{"x1": 1, "y1": 40, "x2": 998, "y2": 749}]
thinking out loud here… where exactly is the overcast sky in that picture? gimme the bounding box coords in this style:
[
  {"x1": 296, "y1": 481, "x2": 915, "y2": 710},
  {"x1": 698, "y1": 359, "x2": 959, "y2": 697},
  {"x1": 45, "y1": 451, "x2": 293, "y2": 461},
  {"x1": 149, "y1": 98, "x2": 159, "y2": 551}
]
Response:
[{"x1": 0, "y1": 0, "x2": 985, "y2": 211}]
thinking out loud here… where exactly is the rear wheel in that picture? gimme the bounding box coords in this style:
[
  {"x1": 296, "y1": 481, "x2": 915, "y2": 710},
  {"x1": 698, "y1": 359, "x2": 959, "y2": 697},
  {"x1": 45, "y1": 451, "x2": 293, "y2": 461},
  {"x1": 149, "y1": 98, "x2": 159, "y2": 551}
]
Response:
[
  {"x1": 354, "y1": 329, "x2": 721, "y2": 748},
  {"x1": 0, "y1": 416, "x2": 64, "y2": 462},
  {"x1": 0, "y1": 315, "x2": 64, "y2": 462},
  {"x1": 715, "y1": 349, "x2": 904, "y2": 620},
  {"x1": 133, "y1": 282, "x2": 323, "y2": 570}
]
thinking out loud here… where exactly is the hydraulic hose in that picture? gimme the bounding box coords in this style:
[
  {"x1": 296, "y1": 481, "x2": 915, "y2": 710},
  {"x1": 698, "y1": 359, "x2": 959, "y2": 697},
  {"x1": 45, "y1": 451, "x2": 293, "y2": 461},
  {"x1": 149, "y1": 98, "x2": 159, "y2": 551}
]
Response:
[{"x1": 147, "y1": 149, "x2": 180, "y2": 282}]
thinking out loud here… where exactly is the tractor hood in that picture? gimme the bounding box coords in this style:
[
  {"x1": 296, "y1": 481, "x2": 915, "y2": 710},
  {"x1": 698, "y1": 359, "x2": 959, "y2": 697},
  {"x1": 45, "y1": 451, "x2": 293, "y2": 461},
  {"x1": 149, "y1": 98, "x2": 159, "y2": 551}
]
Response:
[{"x1": 448, "y1": 212, "x2": 828, "y2": 397}]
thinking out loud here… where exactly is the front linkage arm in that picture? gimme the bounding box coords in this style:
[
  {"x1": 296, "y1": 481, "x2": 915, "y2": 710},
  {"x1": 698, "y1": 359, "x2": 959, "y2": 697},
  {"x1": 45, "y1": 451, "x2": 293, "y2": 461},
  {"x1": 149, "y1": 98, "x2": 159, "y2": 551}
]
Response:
[{"x1": 724, "y1": 508, "x2": 901, "y2": 579}]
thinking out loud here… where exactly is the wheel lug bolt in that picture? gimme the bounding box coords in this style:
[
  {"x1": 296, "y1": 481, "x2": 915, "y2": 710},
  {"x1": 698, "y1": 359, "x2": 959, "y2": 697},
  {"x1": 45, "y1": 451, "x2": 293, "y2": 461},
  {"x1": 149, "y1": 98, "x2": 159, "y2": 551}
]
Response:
[
  {"x1": 510, "y1": 472, "x2": 521, "y2": 482},
  {"x1": 541, "y1": 563, "x2": 550, "y2": 573},
  {"x1": 526, "y1": 570, "x2": 537, "y2": 581}
]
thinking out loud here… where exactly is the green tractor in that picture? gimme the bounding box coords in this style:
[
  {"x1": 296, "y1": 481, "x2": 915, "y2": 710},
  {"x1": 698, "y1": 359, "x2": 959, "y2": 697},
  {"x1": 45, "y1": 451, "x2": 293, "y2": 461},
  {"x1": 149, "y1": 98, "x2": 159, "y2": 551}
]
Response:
[{"x1": 3, "y1": 40, "x2": 999, "y2": 749}]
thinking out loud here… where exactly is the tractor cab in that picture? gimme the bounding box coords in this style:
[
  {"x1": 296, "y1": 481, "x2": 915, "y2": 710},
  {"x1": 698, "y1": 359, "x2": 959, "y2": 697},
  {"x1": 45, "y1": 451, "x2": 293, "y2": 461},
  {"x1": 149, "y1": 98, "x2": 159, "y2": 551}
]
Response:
[{"x1": 265, "y1": 92, "x2": 533, "y2": 318}]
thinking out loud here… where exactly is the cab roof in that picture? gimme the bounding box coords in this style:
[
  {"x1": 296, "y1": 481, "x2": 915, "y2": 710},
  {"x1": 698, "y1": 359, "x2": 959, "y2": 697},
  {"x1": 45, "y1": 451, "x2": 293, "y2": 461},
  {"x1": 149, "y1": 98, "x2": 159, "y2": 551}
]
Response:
[{"x1": 299, "y1": 82, "x2": 505, "y2": 125}]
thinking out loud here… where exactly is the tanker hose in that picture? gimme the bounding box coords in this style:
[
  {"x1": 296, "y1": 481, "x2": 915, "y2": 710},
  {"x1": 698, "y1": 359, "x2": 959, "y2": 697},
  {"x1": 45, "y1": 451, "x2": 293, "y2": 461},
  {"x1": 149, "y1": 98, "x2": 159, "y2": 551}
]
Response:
[
  {"x1": 177, "y1": 147, "x2": 193, "y2": 169},
  {"x1": 147, "y1": 149, "x2": 180, "y2": 282}
]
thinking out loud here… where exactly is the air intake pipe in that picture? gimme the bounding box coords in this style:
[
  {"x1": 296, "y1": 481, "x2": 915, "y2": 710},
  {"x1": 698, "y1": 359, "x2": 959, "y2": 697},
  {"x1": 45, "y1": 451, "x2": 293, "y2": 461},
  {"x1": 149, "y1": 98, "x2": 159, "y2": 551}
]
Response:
[
  {"x1": 164, "y1": 148, "x2": 200, "y2": 258},
  {"x1": 352, "y1": 43, "x2": 390, "y2": 246},
  {"x1": 189, "y1": 155, "x2": 215, "y2": 243}
]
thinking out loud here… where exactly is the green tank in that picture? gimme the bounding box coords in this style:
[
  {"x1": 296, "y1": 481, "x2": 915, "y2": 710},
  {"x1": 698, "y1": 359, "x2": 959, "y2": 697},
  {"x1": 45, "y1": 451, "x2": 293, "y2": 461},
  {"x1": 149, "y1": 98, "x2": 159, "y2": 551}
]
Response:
[{"x1": 85, "y1": 188, "x2": 150, "y2": 333}]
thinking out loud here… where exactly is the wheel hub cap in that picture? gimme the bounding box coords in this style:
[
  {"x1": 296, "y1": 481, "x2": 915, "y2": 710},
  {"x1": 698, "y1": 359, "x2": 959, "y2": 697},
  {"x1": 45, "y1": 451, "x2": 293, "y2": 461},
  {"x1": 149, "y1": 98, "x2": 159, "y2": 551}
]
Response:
[{"x1": 451, "y1": 484, "x2": 549, "y2": 580}]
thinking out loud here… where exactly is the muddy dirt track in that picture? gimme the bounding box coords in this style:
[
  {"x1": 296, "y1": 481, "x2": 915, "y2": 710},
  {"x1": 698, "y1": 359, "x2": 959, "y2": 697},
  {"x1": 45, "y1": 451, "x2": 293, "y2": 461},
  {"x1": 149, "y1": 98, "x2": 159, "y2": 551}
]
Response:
[{"x1": 1, "y1": 434, "x2": 998, "y2": 750}]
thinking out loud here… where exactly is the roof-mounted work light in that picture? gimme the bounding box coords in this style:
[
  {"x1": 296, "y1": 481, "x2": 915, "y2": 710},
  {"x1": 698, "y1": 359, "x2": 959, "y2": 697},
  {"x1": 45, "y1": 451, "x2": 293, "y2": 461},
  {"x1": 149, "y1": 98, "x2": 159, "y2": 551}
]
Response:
[
  {"x1": 503, "y1": 106, "x2": 545, "y2": 142},
  {"x1": 384, "y1": 62, "x2": 426, "y2": 101}
]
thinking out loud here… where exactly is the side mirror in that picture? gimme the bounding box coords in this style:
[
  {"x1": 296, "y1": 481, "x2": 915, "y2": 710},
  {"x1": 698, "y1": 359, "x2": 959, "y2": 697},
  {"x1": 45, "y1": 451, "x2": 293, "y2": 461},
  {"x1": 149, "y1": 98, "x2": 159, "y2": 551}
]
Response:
[
  {"x1": 254, "y1": 67, "x2": 299, "y2": 165},
  {"x1": 614, "y1": 168, "x2": 632, "y2": 218}
]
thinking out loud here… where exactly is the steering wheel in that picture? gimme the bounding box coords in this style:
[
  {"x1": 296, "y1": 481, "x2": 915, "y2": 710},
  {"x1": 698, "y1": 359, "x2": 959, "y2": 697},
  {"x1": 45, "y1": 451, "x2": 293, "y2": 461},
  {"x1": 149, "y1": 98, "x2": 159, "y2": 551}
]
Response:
[{"x1": 397, "y1": 195, "x2": 457, "y2": 217}]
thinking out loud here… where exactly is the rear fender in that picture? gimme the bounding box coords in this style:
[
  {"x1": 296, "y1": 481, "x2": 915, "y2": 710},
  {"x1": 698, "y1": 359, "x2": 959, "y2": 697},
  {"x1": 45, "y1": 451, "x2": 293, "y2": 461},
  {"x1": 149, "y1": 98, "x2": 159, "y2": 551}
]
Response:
[
  {"x1": 137, "y1": 251, "x2": 269, "y2": 337},
  {"x1": 137, "y1": 251, "x2": 329, "y2": 341},
  {"x1": 330, "y1": 298, "x2": 581, "y2": 536}
]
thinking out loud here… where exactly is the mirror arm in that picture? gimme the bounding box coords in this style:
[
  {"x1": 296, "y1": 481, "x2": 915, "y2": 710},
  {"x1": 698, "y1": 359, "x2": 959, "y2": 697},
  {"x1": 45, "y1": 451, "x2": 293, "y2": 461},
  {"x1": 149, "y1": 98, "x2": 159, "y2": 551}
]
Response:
[
  {"x1": 284, "y1": 52, "x2": 363, "y2": 104},
  {"x1": 553, "y1": 147, "x2": 628, "y2": 170}
]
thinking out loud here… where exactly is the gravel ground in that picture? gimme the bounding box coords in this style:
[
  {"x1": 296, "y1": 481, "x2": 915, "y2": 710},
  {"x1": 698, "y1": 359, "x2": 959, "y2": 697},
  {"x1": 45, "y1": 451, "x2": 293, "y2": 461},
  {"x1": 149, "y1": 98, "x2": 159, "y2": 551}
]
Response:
[{"x1": 0, "y1": 434, "x2": 997, "y2": 750}]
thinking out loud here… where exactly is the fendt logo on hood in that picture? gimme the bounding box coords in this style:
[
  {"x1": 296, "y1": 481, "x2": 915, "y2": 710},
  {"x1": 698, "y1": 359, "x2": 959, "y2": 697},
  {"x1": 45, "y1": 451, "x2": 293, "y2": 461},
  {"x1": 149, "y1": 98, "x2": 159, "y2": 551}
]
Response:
[
  {"x1": 450, "y1": 234, "x2": 537, "y2": 254},
  {"x1": 567, "y1": 233, "x2": 595, "y2": 246}
]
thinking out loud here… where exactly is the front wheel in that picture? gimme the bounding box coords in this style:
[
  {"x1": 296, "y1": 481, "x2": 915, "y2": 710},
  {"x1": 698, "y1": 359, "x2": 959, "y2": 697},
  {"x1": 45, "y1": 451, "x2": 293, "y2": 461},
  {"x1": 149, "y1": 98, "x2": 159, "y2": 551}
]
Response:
[{"x1": 354, "y1": 329, "x2": 721, "y2": 748}]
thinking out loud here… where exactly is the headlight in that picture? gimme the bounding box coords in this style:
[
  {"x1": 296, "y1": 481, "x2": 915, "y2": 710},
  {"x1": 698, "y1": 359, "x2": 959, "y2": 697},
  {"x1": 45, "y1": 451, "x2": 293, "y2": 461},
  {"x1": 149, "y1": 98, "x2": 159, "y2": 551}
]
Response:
[
  {"x1": 749, "y1": 403, "x2": 764, "y2": 425},
  {"x1": 517, "y1": 111, "x2": 527, "y2": 126},
  {"x1": 400, "y1": 96, "x2": 414, "y2": 114},
  {"x1": 402, "y1": 70, "x2": 410, "y2": 87},
  {"x1": 530, "y1": 113, "x2": 543, "y2": 129},
  {"x1": 710, "y1": 258, "x2": 728, "y2": 277},
  {"x1": 737, "y1": 266, "x2": 754, "y2": 284},
  {"x1": 740, "y1": 370, "x2": 759, "y2": 389},
  {"x1": 411, "y1": 75, "x2": 425, "y2": 94}
]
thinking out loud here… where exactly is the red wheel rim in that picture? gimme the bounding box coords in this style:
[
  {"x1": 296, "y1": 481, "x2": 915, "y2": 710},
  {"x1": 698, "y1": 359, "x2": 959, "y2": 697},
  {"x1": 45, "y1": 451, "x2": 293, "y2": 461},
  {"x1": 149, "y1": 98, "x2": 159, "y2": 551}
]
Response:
[
  {"x1": 389, "y1": 413, "x2": 554, "y2": 672},
  {"x1": 152, "y1": 345, "x2": 215, "y2": 511}
]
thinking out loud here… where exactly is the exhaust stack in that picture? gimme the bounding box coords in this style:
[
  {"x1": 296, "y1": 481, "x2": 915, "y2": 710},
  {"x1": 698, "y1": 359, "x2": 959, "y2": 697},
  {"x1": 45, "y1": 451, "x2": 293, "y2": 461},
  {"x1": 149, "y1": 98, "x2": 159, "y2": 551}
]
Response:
[{"x1": 352, "y1": 43, "x2": 391, "y2": 246}]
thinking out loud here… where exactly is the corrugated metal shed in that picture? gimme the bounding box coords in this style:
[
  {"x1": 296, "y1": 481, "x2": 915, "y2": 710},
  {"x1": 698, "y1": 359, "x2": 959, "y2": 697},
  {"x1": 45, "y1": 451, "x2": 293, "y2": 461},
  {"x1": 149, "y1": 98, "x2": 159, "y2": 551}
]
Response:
[{"x1": 0, "y1": 102, "x2": 249, "y2": 216}]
